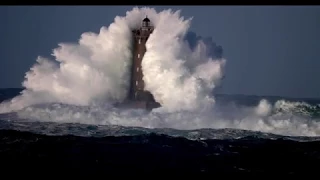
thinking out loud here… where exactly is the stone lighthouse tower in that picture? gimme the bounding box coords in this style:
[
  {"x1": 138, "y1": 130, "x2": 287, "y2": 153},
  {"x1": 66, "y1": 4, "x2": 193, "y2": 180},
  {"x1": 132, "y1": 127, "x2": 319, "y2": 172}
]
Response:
[{"x1": 128, "y1": 16, "x2": 160, "y2": 110}]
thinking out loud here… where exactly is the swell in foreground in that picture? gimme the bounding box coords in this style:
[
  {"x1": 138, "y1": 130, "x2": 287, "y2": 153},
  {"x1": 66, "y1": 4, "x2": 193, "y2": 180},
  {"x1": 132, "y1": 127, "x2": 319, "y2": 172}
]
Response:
[{"x1": 1, "y1": 129, "x2": 320, "y2": 175}]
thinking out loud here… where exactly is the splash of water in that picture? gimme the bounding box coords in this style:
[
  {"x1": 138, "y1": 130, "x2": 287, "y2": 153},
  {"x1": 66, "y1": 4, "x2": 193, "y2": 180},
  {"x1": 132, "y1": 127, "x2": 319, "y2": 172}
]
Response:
[
  {"x1": 0, "y1": 7, "x2": 225, "y2": 113},
  {"x1": 0, "y1": 7, "x2": 320, "y2": 137}
]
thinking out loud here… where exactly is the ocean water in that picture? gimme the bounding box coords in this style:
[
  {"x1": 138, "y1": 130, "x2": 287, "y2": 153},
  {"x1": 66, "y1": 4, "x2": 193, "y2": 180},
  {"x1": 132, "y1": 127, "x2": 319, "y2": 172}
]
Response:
[
  {"x1": 1, "y1": 88, "x2": 320, "y2": 174},
  {"x1": 1, "y1": 7, "x2": 320, "y2": 174}
]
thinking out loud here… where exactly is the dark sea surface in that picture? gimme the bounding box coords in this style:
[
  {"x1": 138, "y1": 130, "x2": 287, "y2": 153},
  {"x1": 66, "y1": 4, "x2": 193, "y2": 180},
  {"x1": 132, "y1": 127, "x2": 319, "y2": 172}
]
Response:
[{"x1": 1, "y1": 88, "x2": 320, "y2": 175}]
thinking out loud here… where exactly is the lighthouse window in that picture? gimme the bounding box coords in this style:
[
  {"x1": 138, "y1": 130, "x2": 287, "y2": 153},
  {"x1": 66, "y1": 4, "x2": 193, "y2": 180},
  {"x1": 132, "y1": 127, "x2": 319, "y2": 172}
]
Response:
[
  {"x1": 137, "y1": 54, "x2": 140, "y2": 58},
  {"x1": 137, "y1": 67, "x2": 139, "y2": 72},
  {"x1": 138, "y1": 38, "x2": 141, "y2": 44},
  {"x1": 136, "y1": 81, "x2": 138, "y2": 86}
]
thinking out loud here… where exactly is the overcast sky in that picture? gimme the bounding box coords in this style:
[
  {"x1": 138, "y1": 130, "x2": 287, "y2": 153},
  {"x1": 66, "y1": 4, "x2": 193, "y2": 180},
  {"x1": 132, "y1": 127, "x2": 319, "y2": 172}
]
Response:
[{"x1": 0, "y1": 6, "x2": 320, "y2": 98}]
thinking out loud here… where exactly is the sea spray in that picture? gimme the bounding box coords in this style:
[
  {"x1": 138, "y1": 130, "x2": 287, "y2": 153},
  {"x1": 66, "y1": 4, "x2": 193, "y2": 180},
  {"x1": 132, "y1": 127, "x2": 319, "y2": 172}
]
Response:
[
  {"x1": 0, "y1": 7, "x2": 320, "y2": 137},
  {"x1": 0, "y1": 7, "x2": 225, "y2": 113}
]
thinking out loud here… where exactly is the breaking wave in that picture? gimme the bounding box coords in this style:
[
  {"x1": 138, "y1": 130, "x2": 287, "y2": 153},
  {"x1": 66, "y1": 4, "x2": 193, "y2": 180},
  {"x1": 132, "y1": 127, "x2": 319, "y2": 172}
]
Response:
[
  {"x1": 0, "y1": 7, "x2": 319, "y2": 138},
  {"x1": 0, "y1": 7, "x2": 225, "y2": 113}
]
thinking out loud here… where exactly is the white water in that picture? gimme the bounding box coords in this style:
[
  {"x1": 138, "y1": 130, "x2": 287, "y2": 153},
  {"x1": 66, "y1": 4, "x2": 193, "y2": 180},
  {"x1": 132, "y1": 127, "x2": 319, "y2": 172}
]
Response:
[{"x1": 0, "y1": 7, "x2": 319, "y2": 137}]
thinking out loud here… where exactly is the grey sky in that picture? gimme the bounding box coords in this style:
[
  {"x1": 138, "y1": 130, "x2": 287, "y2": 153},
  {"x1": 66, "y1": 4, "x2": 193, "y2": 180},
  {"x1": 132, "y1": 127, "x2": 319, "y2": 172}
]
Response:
[{"x1": 0, "y1": 6, "x2": 320, "y2": 98}]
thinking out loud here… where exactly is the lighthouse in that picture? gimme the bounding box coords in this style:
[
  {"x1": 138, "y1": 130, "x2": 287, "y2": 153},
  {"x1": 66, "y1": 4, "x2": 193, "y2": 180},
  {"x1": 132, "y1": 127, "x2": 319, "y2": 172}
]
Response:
[{"x1": 127, "y1": 16, "x2": 160, "y2": 110}]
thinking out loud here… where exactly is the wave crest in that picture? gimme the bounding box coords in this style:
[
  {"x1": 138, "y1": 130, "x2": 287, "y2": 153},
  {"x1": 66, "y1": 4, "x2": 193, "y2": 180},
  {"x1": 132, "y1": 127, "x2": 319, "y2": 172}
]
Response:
[
  {"x1": 0, "y1": 7, "x2": 225, "y2": 113},
  {"x1": 0, "y1": 7, "x2": 319, "y2": 138}
]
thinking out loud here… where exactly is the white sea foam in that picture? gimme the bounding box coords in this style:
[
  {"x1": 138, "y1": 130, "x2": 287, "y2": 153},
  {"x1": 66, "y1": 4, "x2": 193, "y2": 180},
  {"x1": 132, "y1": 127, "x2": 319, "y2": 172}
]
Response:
[{"x1": 0, "y1": 7, "x2": 319, "y2": 137}]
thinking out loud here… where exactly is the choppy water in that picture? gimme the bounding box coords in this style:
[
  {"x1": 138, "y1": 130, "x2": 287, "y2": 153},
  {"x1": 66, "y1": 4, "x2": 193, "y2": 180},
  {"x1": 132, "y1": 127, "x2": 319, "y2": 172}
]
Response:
[
  {"x1": 1, "y1": 88, "x2": 320, "y2": 141},
  {"x1": 1, "y1": 88, "x2": 320, "y2": 174}
]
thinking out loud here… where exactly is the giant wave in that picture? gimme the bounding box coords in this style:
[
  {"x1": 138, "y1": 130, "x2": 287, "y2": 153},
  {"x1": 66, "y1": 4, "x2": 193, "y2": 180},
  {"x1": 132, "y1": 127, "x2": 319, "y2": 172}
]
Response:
[{"x1": 0, "y1": 7, "x2": 320, "y2": 138}]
